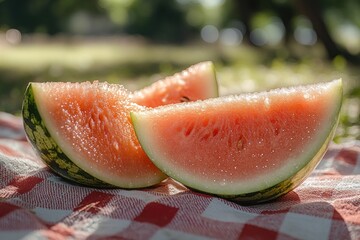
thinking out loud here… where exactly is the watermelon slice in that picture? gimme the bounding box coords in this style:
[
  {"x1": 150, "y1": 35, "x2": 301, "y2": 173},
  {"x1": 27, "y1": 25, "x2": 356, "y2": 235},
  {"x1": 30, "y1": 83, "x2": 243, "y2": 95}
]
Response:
[
  {"x1": 131, "y1": 61, "x2": 218, "y2": 107},
  {"x1": 22, "y1": 62, "x2": 218, "y2": 188},
  {"x1": 131, "y1": 79, "x2": 343, "y2": 203}
]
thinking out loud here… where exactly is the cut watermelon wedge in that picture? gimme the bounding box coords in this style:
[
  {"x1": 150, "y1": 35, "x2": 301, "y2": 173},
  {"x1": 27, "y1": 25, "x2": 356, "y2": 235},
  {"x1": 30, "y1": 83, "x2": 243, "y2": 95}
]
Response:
[
  {"x1": 131, "y1": 61, "x2": 218, "y2": 107},
  {"x1": 22, "y1": 62, "x2": 218, "y2": 188},
  {"x1": 131, "y1": 79, "x2": 343, "y2": 203}
]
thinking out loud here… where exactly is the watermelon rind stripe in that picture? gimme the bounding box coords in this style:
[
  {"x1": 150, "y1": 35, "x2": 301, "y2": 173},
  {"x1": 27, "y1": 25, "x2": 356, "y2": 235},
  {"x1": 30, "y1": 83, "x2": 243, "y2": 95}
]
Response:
[{"x1": 22, "y1": 83, "x2": 113, "y2": 188}]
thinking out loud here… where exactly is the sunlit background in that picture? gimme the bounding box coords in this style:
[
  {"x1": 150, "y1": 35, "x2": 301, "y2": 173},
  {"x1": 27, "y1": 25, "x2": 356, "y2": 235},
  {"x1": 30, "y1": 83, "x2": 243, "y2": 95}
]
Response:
[{"x1": 0, "y1": 0, "x2": 359, "y2": 142}]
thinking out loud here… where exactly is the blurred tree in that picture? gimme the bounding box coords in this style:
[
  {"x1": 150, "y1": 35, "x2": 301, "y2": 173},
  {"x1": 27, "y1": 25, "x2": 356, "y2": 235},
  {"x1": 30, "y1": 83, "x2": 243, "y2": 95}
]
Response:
[
  {"x1": 125, "y1": 0, "x2": 192, "y2": 43},
  {"x1": 0, "y1": 0, "x2": 359, "y2": 62},
  {"x1": 100, "y1": 0, "x2": 194, "y2": 43},
  {"x1": 293, "y1": 0, "x2": 359, "y2": 62},
  {"x1": 0, "y1": 0, "x2": 103, "y2": 34},
  {"x1": 228, "y1": 0, "x2": 359, "y2": 62}
]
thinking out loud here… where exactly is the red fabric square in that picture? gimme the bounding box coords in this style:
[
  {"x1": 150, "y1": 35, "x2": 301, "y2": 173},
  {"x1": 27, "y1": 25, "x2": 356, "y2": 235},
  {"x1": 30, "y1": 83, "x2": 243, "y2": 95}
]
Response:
[
  {"x1": 74, "y1": 191, "x2": 114, "y2": 214},
  {"x1": 7, "y1": 176, "x2": 43, "y2": 194},
  {"x1": 134, "y1": 202, "x2": 178, "y2": 227},
  {"x1": 238, "y1": 224, "x2": 278, "y2": 240},
  {"x1": 0, "y1": 202, "x2": 19, "y2": 218},
  {"x1": 336, "y1": 149, "x2": 357, "y2": 166}
]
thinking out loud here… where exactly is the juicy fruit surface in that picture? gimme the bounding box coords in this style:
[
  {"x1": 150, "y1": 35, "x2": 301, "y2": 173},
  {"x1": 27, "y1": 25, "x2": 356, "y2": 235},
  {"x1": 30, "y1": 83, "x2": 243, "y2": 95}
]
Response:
[
  {"x1": 23, "y1": 85, "x2": 110, "y2": 187},
  {"x1": 131, "y1": 80, "x2": 342, "y2": 200},
  {"x1": 22, "y1": 62, "x2": 219, "y2": 188},
  {"x1": 24, "y1": 82, "x2": 166, "y2": 188},
  {"x1": 131, "y1": 61, "x2": 218, "y2": 107}
]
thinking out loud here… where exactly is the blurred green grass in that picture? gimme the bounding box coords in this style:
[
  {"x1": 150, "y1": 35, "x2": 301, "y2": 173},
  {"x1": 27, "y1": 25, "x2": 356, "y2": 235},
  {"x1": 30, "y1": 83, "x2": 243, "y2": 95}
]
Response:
[{"x1": 0, "y1": 41, "x2": 358, "y2": 142}]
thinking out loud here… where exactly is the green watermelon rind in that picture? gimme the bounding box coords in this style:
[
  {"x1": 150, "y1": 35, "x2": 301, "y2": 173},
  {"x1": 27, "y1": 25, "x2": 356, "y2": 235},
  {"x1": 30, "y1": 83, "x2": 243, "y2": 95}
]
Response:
[
  {"x1": 131, "y1": 79, "x2": 343, "y2": 203},
  {"x1": 22, "y1": 83, "x2": 113, "y2": 187}
]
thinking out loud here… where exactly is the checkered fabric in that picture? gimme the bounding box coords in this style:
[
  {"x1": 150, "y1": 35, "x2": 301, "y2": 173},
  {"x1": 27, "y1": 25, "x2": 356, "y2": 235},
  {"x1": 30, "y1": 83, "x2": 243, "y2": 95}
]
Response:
[{"x1": 0, "y1": 111, "x2": 359, "y2": 240}]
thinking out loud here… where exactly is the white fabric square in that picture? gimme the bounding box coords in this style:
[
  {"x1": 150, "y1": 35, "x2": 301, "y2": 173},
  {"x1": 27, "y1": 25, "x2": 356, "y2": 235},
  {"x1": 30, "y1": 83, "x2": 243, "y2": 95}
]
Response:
[
  {"x1": 151, "y1": 228, "x2": 212, "y2": 240},
  {"x1": 75, "y1": 215, "x2": 131, "y2": 237},
  {"x1": 34, "y1": 207, "x2": 72, "y2": 223},
  {"x1": 280, "y1": 212, "x2": 332, "y2": 240},
  {"x1": 202, "y1": 198, "x2": 258, "y2": 223},
  {"x1": 117, "y1": 190, "x2": 162, "y2": 203}
]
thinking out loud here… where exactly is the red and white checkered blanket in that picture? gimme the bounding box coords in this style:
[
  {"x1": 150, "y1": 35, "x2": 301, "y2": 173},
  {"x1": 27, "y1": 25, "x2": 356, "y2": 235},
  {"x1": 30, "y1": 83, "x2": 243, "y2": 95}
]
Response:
[{"x1": 0, "y1": 111, "x2": 359, "y2": 240}]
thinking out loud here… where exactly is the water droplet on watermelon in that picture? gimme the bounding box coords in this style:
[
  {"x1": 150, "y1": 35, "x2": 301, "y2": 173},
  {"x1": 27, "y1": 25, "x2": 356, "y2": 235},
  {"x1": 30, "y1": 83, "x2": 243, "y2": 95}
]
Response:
[
  {"x1": 220, "y1": 180, "x2": 226, "y2": 186},
  {"x1": 303, "y1": 93, "x2": 310, "y2": 99},
  {"x1": 90, "y1": 118, "x2": 96, "y2": 130},
  {"x1": 264, "y1": 97, "x2": 270, "y2": 109},
  {"x1": 113, "y1": 141, "x2": 119, "y2": 151}
]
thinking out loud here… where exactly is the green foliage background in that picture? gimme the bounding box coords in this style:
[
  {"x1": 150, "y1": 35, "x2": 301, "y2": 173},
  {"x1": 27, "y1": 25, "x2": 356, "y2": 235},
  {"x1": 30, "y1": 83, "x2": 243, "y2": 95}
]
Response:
[{"x1": 0, "y1": 0, "x2": 358, "y2": 142}]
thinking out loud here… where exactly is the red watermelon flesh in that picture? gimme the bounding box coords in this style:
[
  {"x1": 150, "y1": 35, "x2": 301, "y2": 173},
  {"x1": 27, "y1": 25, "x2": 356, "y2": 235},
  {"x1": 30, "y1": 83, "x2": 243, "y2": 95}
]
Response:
[
  {"x1": 131, "y1": 79, "x2": 342, "y2": 198},
  {"x1": 32, "y1": 82, "x2": 164, "y2": 188},
  {"x1": 131, "y1": 61, "x2": 217, "y2": 107}
]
